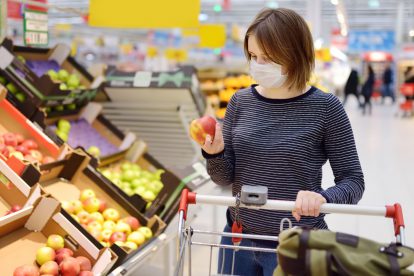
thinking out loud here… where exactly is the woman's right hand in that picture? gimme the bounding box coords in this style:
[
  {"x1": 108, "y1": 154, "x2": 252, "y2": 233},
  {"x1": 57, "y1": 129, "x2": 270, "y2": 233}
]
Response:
[{"x1": 201, "y1": 123, "x2": 224, "y2": 155}]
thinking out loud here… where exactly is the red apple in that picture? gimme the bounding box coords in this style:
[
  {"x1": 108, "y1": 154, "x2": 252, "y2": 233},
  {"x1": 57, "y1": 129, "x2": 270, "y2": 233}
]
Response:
[
  {"x1": 76, "y1": 256, "x2": 92, "y2": 271},
  {"x1": 109, "y1": 231, "x2": 126, "y2": 244},
  {"x1": 39, "y1": 261, "x2": 59, "y2": 276},
  {"x1": 42, "y1": 156, "x2": 55, "y2": 164},
  {"x1": 29, "y1": 150, "x2": 43, "y2": 162},
  {"x1": 46, "y1": 234, "x2": 64, "y2": 250},
  {"x1": 78, "y1": 272, "x2": 94, "y2": 276},
  {"x1": 1, "y1": 146, "x2": 10, "y2": 158},
  {"x1": 98, "y1": 198, "x2": 107, "y2": 213},
  {"x1": 76, "y1": 210, "x2": 91, "y2": 225},
  {"x1": 11, "y1": 204, "x2": 22, "y2": 212},
  {"x1": 15, "y1": 145, "x2": 29, "y2": 155},
  {"x1": 82, "y1": 197, "x2": 100, "y2": 213},
  {"x1": 21, "y1": 139, "x2": 38, "y2": 150},
  {"x1": 189, "y1": 116, "x2": 217, "y2": 145},
  {"x1": 59, "y1": 257, "x2": 80, "y2": 276},
  {"x1": 15, "y1": 133, "x2": 24, "y2": 145},
  {"x1": 55, "y1": 248, "x2": 73, "y2": 264},
  {"x1": 121, "y1": 216, "x2": 141, "y2": 231},
  {"x1": 3, "y1": 133, "x2": 17, "y2": 147},
  {"x1": 13, "y1": 264, "x2": 39, "y2": 276},
  {"x1": 36, "y1": 246, "x2": 56, "y2": 266}
]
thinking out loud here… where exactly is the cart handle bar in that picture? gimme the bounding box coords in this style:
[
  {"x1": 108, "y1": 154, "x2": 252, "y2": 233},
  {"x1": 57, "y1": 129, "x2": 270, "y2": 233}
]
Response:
[{"x1": 178, "y1": 189, "x2": 405, "y2": 236}]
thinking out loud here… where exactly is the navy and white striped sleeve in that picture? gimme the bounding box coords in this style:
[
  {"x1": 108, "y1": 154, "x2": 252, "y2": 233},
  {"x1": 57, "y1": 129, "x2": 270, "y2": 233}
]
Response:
[
  {"x1": 321, "y1": 94, "x2": 365, "y2": 204},
  {"x1": 202, "y1": 93, "x2": 238, "y2": 186}
]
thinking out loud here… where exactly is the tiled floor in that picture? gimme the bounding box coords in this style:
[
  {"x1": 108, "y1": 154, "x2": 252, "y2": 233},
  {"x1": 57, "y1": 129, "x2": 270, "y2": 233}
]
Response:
[{"x1": 135, "y1": 97, "x2": 414, "y2": 276}]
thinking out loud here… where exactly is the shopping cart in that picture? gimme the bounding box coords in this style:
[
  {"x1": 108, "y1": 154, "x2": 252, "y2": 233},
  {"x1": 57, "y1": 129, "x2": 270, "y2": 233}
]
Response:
[{"x1": 175, "y1": 186, "x2": 406, "y2": 276}]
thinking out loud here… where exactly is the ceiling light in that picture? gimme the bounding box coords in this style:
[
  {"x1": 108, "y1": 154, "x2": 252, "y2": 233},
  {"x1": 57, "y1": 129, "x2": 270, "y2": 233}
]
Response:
[
  {"x1": 199, "y1": 13, "x2": 208, "y2": 22},
  {"x1": 266, "y1": 1, "x2": 279, "y2": 8},
  {"x1": 331, "y1": 0, "x2": 338, "y2": 5},
  {"x1": 213, "y1": 4, "x2": 222, "y2": 13},
  {"x1": 368, "y1": 0, "x2": 380, "y2": 8},
  {"x1": 409, "y1": 30, "x2": 414, "y2": 37}
]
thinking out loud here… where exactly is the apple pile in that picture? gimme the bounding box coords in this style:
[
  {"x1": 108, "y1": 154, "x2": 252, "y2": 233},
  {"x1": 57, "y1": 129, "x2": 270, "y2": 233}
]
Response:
[
  {"x1": 62, "y1": 189, "x2": 153, "y2": 251},
  {"x1": 0, "y1": 76, "x2": 27, "y2": 103},
  {"x1": 189, "y1": 115, "x2": 217, "y2": 145},
  {"x1": 99, "y1": 161, "x2": 164, "y2": 202},
  {"x1": 0, "y1": 132, "x2": 55, "y2": 164},
  {"x1": 13, "y1": 234, "x2": 93, "y2": 276},
  {"x1": 47, "y1": 70, "x2": 85, "y2": 91},
  {"x1": 3, "y1": 204, "x2": 22, "y2": 216}
]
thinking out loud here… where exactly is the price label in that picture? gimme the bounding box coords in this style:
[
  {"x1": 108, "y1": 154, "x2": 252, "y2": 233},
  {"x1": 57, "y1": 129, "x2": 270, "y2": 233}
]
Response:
[
  {"x1": 25, "y1": 32, "x2": 48, "y2": 45},
  {"x1": 24, "y1": 10, "x2": 48, "y2": 46}
]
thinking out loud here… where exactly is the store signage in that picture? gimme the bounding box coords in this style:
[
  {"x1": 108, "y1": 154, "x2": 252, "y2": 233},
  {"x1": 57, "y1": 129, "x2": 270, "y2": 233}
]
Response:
[
  {"x1": 89, "y1": 0, "x2": 200, "y2": 28},
  {"x1": 348, "y1": 30, "x2": 395, "y2": 52},
  {"x1": 199, "y1": 24, "x2": 226, "y2": 48},
  {"x1": 23, "y1": 9, "x2": 48, "y2": 46}
]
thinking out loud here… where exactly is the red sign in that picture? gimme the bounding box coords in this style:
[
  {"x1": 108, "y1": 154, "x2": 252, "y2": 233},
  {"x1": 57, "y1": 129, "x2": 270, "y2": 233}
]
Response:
[
  {"x1": 26, "y1": 0, "x2": 48, "y2": 12},
  {"x1": 7, "y1": 1, "x2": 22, "y2": 19}
]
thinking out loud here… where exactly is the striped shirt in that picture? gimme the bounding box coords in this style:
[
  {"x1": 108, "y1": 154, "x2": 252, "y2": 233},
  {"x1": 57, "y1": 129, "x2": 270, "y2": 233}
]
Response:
[{"x1": 203, "y1": 85, "x2": 365, "y2": 236}]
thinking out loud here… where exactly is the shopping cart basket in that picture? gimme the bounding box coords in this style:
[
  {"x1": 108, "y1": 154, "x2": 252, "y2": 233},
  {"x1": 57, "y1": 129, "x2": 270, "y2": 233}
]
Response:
[{"x1": 175, "y1": 186, "x2": 406, "y2": 276}]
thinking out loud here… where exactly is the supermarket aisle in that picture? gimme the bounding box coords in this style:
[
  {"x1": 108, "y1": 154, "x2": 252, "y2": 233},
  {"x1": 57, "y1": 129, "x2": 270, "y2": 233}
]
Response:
[{"x1": 141, "y1": 99, "x2": 414, "y2": 275}]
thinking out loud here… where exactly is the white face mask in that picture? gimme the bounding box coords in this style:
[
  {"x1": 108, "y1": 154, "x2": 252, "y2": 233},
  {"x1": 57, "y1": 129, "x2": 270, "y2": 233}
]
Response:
[{"x1": 250, "y1": 60, "x2": 287, "y2": 89}]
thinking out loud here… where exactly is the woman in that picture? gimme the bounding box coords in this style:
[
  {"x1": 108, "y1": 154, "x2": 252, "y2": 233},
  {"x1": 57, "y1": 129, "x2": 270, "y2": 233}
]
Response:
[
  {"x1": 361, "y1": 64, "x2": 375, "y2": 115},
  {"x1": 192, "y1": 8, "x2": 364, "y2": 275}
]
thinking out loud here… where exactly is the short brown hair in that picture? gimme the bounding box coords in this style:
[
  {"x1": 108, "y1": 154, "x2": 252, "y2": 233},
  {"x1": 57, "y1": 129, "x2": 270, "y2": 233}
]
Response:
[{"x1": 244, "y1": 8, "x2": 315, "y2": 92}]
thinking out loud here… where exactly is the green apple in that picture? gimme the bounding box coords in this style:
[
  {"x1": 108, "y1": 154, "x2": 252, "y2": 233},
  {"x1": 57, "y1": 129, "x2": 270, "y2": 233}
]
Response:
[
  {"x1": 57, "y1": 119, "x2": 71, "y2": 132},
  {"x1": 138, "y1": 226, "x2": 153, "y2": 240},
  {"x1": 123, "y1": 187, "x2": 134, "y2": 196},
  {"x1": 124, "y1": 241, "x2": 138, "y2": 251},
  {"x1": 121, "y1": 162, "x2": 132, "y2": 171},
  {"x1": 15, "y1": 92, "x2": 26, "y2": 102},
  {"x1": 6, "y1": 83, "x2": 18, "y2": 94},
  {"x1": 0, "y1": 76, "x2": 7, "y2": 85},
  {"x1": 46, "y1": 234, "x2": 64, "y2": 250},
  {"x1": 101, "y1": 170, "x2": 112, "y2": 179},
  {"x1": 55, "y1": 130, "x2": 68, "y2": 142},
  {"x1": 121, "y1": 170, "x2": 135, "y2": 182},
  {"x1": 131, "y1": 179, "x2": 143, "y2": 189},
  {"x1": 67, "y1": 74, "x2": 80, "y2": 88},
  {"x1": 47, "y1": 70, "x2": 59, "y2": 81},
  {"x1": 131, "y1": 164, "x2": 141, "y2": 171},
  {"x1": 103, "y1": 220, "x2": 116, "y2": 231},
  {"x1": 67, "y1": 103, "x2": 77, "y2": 110},
  {"x1": 16, "y1": 55, "x2": 26, "y2": 63},
  {"x1": 142, "y1": 191, "x2": 156, "y2": 202},
  {"x1": 58, "y1": 69, "x2": 69, "y2": 82},
  {"x1": 55, "y1": 105, "x2": 65, "y2": 112},
  {"x1": 134, "y1": 186, "x2": 146, "y2": 196},
  {"x1": 147, "y1": 181, "x2": 164, "y2": 193},
  {"x1": 87, "y1": 146, "x2": 101, "y2": 158},
  {"x1": 127, "y1": 231, "x2": 145, "y2": 246},
  {"x1": 59, "y1": 83, "x2": 68, "y2": 90},
  {"x1": 80, "y1": 189, "x2": 96, "y2": 202}
]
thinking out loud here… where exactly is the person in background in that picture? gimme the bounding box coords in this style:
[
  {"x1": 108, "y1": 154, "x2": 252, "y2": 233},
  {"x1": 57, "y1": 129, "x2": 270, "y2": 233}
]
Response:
[
  {"x1": 382, "y1": 62, "x2": 395, "y2": 103},
  {"x1": 404, "y1": 66, "x2": 414, "y2": 101},
  {"x1": 361, "y1": 64, "x2": 375, "y2": 115},
  {"x1": 343, "y1": 68, "x2": 361, "y2": 107},
  {"x1": 191, "y1": 8, "x2": 365, "y2": 276}
]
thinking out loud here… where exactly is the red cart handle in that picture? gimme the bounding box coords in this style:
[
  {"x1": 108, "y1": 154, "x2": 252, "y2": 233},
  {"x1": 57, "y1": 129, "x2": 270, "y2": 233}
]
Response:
[
  {"x1": 386, "y1": 203, "x2": 405, "y2": 236},
  {"x1": 178, "y1": 189, "x2": 197, "y2": 220}
]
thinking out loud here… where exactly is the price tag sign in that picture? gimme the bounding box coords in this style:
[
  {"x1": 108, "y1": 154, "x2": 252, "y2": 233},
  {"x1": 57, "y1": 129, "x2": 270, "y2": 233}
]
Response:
[{"x1": 24, "y1": 10, "x2": 48, "y2": 46}]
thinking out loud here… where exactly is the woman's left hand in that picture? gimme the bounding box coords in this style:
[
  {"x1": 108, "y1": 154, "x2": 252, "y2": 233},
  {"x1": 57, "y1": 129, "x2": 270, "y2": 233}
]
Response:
[{"x1": 292, "y1": 191, "x2": 327, "y2": 222}]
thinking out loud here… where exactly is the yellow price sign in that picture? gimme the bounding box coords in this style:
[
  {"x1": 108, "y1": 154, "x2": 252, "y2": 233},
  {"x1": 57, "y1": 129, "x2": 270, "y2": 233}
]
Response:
[
  {"x1": 165, "y1": 48, "x2": 188, "y2": 62},
  {"x1": 147, "y1": 46, "x2": 159, "y2": 58},
  {"x1": 89, "y1": 0, "x2": 200, "y2": 28},
  {"x1": 199, "y1": 24, "x2": 226, "y2": 48}
]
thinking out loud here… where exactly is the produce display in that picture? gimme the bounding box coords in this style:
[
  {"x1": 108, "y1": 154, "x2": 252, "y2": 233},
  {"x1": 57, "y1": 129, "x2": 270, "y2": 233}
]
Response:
[
  {"x1": 13, "y1": 234, "x2": 94, "y2": 276},
  {"x1": 62, "y1": 189, "x2": 153, "y2": 249},
  {"x1": 46, "y1": 69, "x2": 85, "y2": 91},
  {"x1": 50, "y1": 119, "x2": 118, "y2": 157},
  {"x1": 99, "y1": 161, "x2": 165, "y2": 202},
  {"x1": 0, "y1": 132, "x2": 56, "y2": 164}
]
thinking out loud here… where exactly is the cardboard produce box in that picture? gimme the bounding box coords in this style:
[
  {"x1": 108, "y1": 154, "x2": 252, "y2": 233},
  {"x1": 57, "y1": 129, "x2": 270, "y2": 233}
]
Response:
[
  {"x1": 0, "y1": 38, "x2": 103, "y2": 117},
  {"x1": 44, "y1": 102, "x2": 136, "y2": 166},
  {"x1": 97, "y1": 140, "x2": 183, "y2": 219},
  {"x1": 0, "y1": 86, "x2": 69, "y2": 169},
  {"x1": 38, "y1": 151, "x2": 166, "y2": 266},
  {"x1": 0, "y1": 197, "x2": 117, "y2": 275}
]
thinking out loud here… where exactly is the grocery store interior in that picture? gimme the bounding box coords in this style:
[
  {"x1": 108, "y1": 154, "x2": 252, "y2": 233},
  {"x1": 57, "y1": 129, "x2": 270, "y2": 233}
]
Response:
[{"x1": 1, "y1": 0, "x2": 414, "y2": 275}]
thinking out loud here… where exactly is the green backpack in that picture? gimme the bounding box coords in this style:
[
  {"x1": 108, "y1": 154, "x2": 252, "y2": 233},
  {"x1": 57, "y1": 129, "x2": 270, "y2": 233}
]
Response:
[{"x1": 274, "y1": 228, "x2": 414, "y2": 276}]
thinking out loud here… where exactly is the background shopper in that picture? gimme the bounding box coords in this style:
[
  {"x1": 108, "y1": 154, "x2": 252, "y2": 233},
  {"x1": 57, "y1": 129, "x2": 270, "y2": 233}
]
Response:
[{"x1": 361, "y1": 64, "x2": 375, "y2": 115}]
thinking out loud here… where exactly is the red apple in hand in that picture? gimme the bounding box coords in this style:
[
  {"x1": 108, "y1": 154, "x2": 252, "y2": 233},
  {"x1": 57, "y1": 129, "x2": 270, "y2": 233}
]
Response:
[
  {"x1": 76, "y1": 256, "x2": 92, "y2": 271},
  {"x1": 59, "y1": 257, "x2": 80, "y2": 276},
  {"x1": 189, "y1": 116, "x2": 217, "y2": 145},
  {"x1": 22, "y1": 139, "x2": 38, "y2": 150},
  {"x1": 13, "y1": 264, "x2": 39, "y2": 276},
  {"x1": 39, "y1": 261, "x2": 59, "y2": 276}
]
